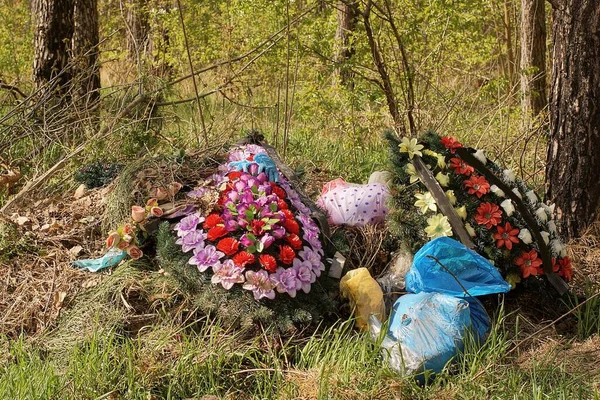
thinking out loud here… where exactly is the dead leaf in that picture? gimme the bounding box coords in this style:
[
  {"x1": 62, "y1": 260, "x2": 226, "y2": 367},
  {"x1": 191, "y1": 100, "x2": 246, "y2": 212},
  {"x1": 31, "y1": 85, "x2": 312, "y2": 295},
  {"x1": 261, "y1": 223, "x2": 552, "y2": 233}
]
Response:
[
  {"x1": 73, "y1": 184, "x2": 87, "y2": 199},
  {"x1": 52, "y1": 291, "x2": 67, "y2": 310},
  {"x1": 69, "y1": 245, "x2": 83, "y2": 256},
  {"x1": 15, "y1": 216, "x2": 30, "y2": 226}
]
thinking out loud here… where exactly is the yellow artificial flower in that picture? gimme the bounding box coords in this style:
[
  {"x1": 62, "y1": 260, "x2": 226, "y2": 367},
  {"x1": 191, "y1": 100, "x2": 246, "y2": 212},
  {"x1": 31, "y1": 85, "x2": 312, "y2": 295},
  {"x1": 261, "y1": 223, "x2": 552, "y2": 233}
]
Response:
[
  {"x1": 424, "y1": 149, "x2": 447, "y2": 169},
  {"x1": 405, "y1": 163, "x2": 420, "y2": 184},
  {"x1": 455, "y1": 205, "x2": 467, "y2": 220},
  {"x1": 424, "y1": 214, "x2": 453, "y2": 239},
  {"x1": 445, "y1": 190, "x2": 457, "y2": 205},
  {"x1": 414, "y1": 191, "x2": 437, "y2": 214},
  {"x1": 435, "y1": 172, "x2": 450, "y2": 187},
  {"x1": 465, "y1": 223, "x2": 476, "y2": 237},
  {"x1": 399, "y1": 137, "x2": 424, "y2": 159}
]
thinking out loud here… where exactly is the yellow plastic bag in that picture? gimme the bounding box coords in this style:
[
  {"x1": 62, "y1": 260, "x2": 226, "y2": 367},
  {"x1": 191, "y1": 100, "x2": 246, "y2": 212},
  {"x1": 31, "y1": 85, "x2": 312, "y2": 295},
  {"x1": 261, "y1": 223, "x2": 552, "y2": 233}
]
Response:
[{"x1": 340, "y1": 268, "x2": 385, "y2": 330}]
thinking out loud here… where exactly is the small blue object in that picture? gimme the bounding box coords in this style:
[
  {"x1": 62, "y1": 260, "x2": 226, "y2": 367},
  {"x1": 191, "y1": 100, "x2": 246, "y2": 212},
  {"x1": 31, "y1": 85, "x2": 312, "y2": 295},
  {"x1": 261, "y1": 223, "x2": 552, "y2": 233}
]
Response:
[
  {"x1": 72, "y1": 248, "x2": 127, "y2": 272},
  {"x1": 405, "y1": 237, "x2": 511, "y2": 297},
  {"x1": 386, "y1": 292, "x2": 472, "y2": 377},
  {"x1": 229, "y1": 153, "x2": 279, "y2": 182}
]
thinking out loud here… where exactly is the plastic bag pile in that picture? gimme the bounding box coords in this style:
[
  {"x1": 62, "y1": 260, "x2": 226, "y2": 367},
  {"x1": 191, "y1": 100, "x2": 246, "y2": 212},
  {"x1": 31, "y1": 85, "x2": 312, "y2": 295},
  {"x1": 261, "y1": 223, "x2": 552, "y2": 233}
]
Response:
[{"x1": 370, "y1": 237, "x2": 511, "y2": 380}]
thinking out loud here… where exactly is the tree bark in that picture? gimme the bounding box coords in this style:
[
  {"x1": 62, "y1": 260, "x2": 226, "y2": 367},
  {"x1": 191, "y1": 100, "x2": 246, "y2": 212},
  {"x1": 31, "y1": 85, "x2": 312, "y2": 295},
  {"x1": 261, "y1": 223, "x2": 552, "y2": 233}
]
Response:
[
  {"x1": 546, "y1": 0, "x2": 600, "y2": 239},
  {"x1": 520, "y1": 0, "x2": 547, "y2": 118},
  {"x1": 333, "y1": 0, "x2": 358, "y2": 87},
  {"x1": 32, "y1": 0, "x2": 75, "y2": 93},
  {"x1": 72, "y1": 0, "x2": 100, "y2": 106}
]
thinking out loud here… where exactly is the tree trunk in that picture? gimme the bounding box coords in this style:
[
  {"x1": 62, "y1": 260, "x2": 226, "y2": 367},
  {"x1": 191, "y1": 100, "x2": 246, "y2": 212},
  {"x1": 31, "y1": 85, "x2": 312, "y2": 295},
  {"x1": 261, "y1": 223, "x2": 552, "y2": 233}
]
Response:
[
  {"x1": 72, "y1": 0, "x2": 100, "y2": 106},
  {"x1": 502, "y1": 0, "x2": 515, "y2": 87},
  {"x1": 546, "y1": 0, "x2": 600, "y2": 239},
  {"x1": 333, "y1": 0, "x2": 358, "y2": 87},
  {"x1": 126, "y1": 0, "x2": 150, "y2": 63},
  {"x1": 520, "y1": 0, "x2": 547, "y2": 118},
  {"x1": 32, "y1": 0, "x2": 75, "y2": 94}
]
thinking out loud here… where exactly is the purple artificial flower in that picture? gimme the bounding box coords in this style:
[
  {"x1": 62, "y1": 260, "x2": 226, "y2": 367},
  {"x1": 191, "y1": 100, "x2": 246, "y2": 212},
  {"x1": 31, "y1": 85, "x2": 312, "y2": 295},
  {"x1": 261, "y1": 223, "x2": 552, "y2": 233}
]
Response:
[
  {"x1": 298, "y1": 214, "x2": 319, "y2": 232},
  {"x1": 243, "y1": 270, "x2": 276, "y2": 300},
  {"x1": 175, "y1": 229, "x2": 207, "y2": 253},
  {"x1": 187, "y1": 188, "x2": 207, "y2": 199},
  {"x1": 227, "y1": 190, "x2": 239, "y2": 202},
  {"x1": 256, "y1": 172, "x2": 268, "y2": 183},
  {"x1": 211, "y1": 259, "x2": 245, "y2": 290},
  {"x1": 228, "y1": 150, "x2": 247, "y2": 162},
  {"x1": 293, "y1": 258, "x2": 316, "y2": 293},
  {"x1": 189, "y1": 245, "x2": 224, "y2": 272},
  {"x1": 175, "y1": 214, "x2": 204, "y2": 237},
  {"x1": 243, "y1": 144, "x2": 267, "y2": 155},
  {"x1": 260, "y1": 233, "x2": 275, "y2": 249},
  {"x1": 209, "y1": 173, "x2": 227, "y2": 185},
  {"x1": 303, "y1": 229, "x2": 323, "y2": 254},
  {"x1": 240, "y1": 233, "x2": 254, "y2": 247},
  {"x1": 248, "y1": 163, "x2": 259, "y2": 176},
  {"x1": 224, "y1": 219, "x2": 239, "y2": 232},
  {"x1": 298, "y1": 246, "x2": 325, "y2": 277},
  {"x1": 271, "y1": 225, "x2": 286, "y2": 239},
  {"x1": 272, "y1": 267, "x2": 301, "y2": 297},
  {"x1": 234, "y1": 180, "x2": 247, "y2": 192}
]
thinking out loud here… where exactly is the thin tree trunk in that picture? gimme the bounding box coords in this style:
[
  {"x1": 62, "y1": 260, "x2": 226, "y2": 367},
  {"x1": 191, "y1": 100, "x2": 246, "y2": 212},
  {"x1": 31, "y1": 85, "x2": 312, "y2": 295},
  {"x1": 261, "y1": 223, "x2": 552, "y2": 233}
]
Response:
[
  {"x1": 126, "y1": 0, "x2": 150, "y2": 63},
  {"x1": 333, "y1": 0, "x2": 358, "y2": 87},
  {"x1": 503, "y1": 0, "x2": 515, "y2": 87},
  {"x1": 32, "y1": 0, "x2": 75, "y2": 94},
  {"x1": 520, "y1": 0, "x2": 547, "y2": 119},
  {"x1": 546, "y1": 0, "x2": 600, "y2": 239},
  {"x1": 73, "y1": 0, "x2": 100, "y2": 107}
]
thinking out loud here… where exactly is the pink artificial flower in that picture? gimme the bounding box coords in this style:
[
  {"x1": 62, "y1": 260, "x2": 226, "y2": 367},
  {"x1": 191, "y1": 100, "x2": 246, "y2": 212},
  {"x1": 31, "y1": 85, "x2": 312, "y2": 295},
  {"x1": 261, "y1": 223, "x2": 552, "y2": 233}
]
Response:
[
  {"x1": 211, "y1": 259, "x2": 245, "y2": 290},
  {"x1": 131, "y1": 206, "x2": 146, "y2": 223},
  {"x1": 243, "y1": 270, "x2": 276, "y2": 300}
]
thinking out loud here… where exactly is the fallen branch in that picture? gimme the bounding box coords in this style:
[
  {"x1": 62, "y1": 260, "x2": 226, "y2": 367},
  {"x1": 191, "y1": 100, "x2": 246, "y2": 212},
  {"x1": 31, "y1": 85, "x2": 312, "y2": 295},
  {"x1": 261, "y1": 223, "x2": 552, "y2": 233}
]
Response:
[{"x1": 0, "y1": 94, "x2": 148, "y2": 214}]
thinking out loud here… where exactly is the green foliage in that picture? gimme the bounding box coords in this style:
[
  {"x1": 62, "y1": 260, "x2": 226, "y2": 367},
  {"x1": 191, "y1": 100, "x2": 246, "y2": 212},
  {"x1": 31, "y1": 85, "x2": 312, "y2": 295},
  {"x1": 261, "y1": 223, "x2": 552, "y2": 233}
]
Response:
[
  {"x1": 74, "y1": 161, "x2": 122, "y2": 189},
  {"x1": 0, "y1": 222, "x2": 35, "y2": 262},
  {"x1": 155, "y1": 221, "x2": 338, "y2": 335}
]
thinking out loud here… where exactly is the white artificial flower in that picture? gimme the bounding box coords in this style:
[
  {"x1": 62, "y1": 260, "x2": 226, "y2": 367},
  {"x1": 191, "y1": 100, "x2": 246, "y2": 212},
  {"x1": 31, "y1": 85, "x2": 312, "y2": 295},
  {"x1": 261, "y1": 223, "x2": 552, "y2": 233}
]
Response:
[
  {"x1": 512, "y1": 188, "x2": 522, "y2": 199},
  {"x1": 550, "y1": 239, "x2": 565, "y2": 256},
  {"x1": 435, "y1": 172, "x2": 450, "y2": 187},
  {"x1": 399, "y1": 137, "x2": 424, "y2": 159},
  {"x1": 414, "y1": 192, "x2": 437, "y2": 214},
  {"x1": 518, "y1": 229, "x2": 533, "y2": 244},
  {"x1": 547, "y1": 220, "x2": 558, "y2": 235},
  {"x1": 474, "y1": 149, "x2": 487, "y2": 164},
  {"x1": 543, "y1": 203, "x2": 556, "y2": 217},
  {"x1": 490, "y1": 185, "x2": 505, "y2": 197},
  {"x1": 503, "y1": 169, "x2": 515, "y2": 183},
  {"x1": 500, "y1": 199, "x2": 515, "y2": 217},
  {"x1": 525, "y1": 190, "x2": 538, "y2": 205},
  {"x1": 465, "y1": 223, "x2": 476, "y2": 237},
  {"x1": 540, "y1": 231, "x2": 550, "y2": 245},
  {"x1": 560, "y1": 248, "x2": 567, "y2": 258},
  {"x1": 535, "y1": 207, "x2": 548, "y2": 223}
]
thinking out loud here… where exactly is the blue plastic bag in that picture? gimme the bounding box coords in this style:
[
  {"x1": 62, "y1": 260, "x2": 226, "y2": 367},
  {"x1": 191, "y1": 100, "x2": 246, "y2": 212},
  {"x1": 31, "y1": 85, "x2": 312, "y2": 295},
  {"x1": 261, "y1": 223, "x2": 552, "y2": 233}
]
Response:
[
  {"x1": 405, "y1": 237, "x2": 511, "y2": 297},
  {"x1": 72, "y1": 248, "x2": 127, "y2": 272},
  {"x1": 370, "y1": 292, "x2": 472, "y2": 377}
]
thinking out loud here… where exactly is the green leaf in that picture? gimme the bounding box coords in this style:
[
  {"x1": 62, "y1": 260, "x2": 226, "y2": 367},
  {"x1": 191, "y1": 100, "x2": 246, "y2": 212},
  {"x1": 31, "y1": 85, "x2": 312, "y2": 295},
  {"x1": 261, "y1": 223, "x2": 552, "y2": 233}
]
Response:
[
  {"x1": 246, "y1": 233, "x2": 257, "y2": 241},
  {"x1": 256, "y1": 241, "x2": 264, "y2": 253},
  {"x1": 269, "y1": 203, "x2": 278, "y2": 212},
  {"x1": 245, "y1": 210, "x2": 254, "y2": 220},
  {"x1": 247, "y1": 245, "x2": 256, "y2": 253}
]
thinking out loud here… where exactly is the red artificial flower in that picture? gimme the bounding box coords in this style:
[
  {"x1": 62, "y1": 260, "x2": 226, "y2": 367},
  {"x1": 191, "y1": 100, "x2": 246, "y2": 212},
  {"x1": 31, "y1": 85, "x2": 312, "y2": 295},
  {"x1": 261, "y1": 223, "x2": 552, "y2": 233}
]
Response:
[
  {"x1": 250, "y1": 219, "x2": 266, "y2": 236},
  {"x1": 464, "y1": 175, "x2": 490, "y2": 198},
  {"x1": 281, "y1": 209, "x2": 295, "y2": 221},
  {"x1": 441, "y1": 136, "x2": 463, "y2": 153},
  {"x1": 232, "y1": 251, "x2": 255, "y2": 268},
  {"x1": 449, "y1": 157, "x2": 474, "y2": 176},
  {"x1": 122, "y1": 223, "x2": 134, "y2": 235},
  {"x1": 207, "y1": 225, "x2": 228, "y2": 241},
  {"x1": 282, "y1": 218, "x2": 300, "y2": 235},
  {"x1": 475, "y1": 202, "x2": 503, "y2": 229},
  {"x1": 217, "y1": 237, "x2": 240, "y2": 256},
  {"x1": 227, "y1": 170, "x2": 243, "y2": 181},
  {"x1": 277, "y1": 199, "x2": 289, "y2": 210},
  {"x1": 493, "y1": 222, "x2": 520, "y2": 250},
  {"x1": 247, "y1": 155, "x2": 255, "y2": 161},
  {"x1": 285, "y1": 233, "x2": 303, "y2": 250},
  {"x1": 279, "y1": 245, "x2": 296, "y2": 265},
  {"x1": 259, "y1": 254, "x2": 278, "y2": 273},
  {"x1": 557, "y1": 257, "x2": 573, "y2": 281},
  {"x1": 515, "y1": 249, "x2": 543, "y2": 278},
  {"x1": 204, "y1": 213, "x2": 224, "y2": 229},
  {"x1": 271, "y1": 183, "x2": 287, "y2": 199}
]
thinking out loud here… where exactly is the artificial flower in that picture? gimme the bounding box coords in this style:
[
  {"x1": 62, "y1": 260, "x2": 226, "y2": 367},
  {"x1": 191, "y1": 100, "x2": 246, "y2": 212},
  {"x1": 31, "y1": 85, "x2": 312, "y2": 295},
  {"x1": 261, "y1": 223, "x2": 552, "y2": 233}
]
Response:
[
  {"x1": 455, "y1": 205, "x2": 467, "y2": 220},
  {"x1": 259, "y1": 254, "x2": 277, "y2": 273},
  {"x1": 550, "y1": 239, "x2": 565, "y2": 257},
  {"x1": 464, "y1": 175, "x2": 490, "y2": 198},
  {"x1": 436, "y1": 172, "x2": 450, "y2": 187},
  {"x1": 399, "y1": 137, "x2": 424, "y2": 159},
  {"x1": 176, "y1": 230, "x2": 207, "y2": 253},
  {"x1": 272, "y1": 267, "x2": 300, "y2": 297},
  {"x1": 475, "y1": 203, "x2": 502, "y2": 229},
  {"x1": 525, "y1": 190, "x2": 538, "y2": 205},
  {"x1": 557, "y1": 257, "x2": 573, "y2": 281},
  {"x1": 126, "y1": 245, "x2": 143, "y2": 260},
  {"x1": 424, "y1": 214, "x2": 453, "y2": 239},
  {"x1": 279, "y1": 245, "x2": 296, "y2": 265},
  {"x1": 293, "y1": 258, "x2": 316, "y2": 293},
  {"x1": 493, "y1": 222, "x2": 519, "y2": 250},
  {"x1": 490, "y1": 185, "x2": 505, "y2": 197},
  {"x1": 106, "y1": 231, "x2": 120, "y2": 248},
  {"x1": 547, "y1": 220, "x2": 558, "y2": 235},
  {"x1": 207, "y1": 225, "x2": 228, "y2": 241},
  {"x1": 175, "y1": 214, "x2": 203, "y2": 236},
  {"x1": 217, "y1": 237, "x2": 240, "y2": 256},
  {"x1": 282, "y1": 218, "x2": 300, "y2": 235},
  {"x1": 211, "y1": 259, "x2": 245, "y2": 290},
  {"x1": 473, "y1": 149, "x2": 487, "y2": 164},
  {"x1": 414, "y1": 191, "x2": 437, "y2": 214},
  {"x1": 512, "y1": 188, "x2": 522, "y2": 199},
  {"x1": 500, "y1": 199, "x2": 515, "y2": 217},
  {"x1": 440, "y1": 136, "x2": 463, "y2": 153},
  {"x1": 518, "y1": 228, "x2": 533, "y2": 244},
  {"x1": 117, "y1": 240, "x2": 130, "y2": 250},
  {"x1": 151, "y1": 186, "x2": 169, "y2": 201},
  {"x1": 445, "y1": 190, "x2": 457, "y2": 205},
  {"x1": 503, "y1": 169, "x2": 515, "y2": 183},
  {"x1": 515, "y1": 249, "x2": 543, "y2": 278},
  {"x1": 203, "y1": 213, "x2": 224, "y2": 229},
  {"x1": 243, "y1": 270, "x2": 276, "y2": 300},
  {"x1": 540, "y1": 231, "x2": 550, "y2": 245},
  {"x1": 232, "y1": 251, "x2": 255, "y2": 268},
  {"x1": 465, "y1": 223, "x2": 476, "y2": 237},
  {"x1": 542, "y1": 203, "x2": 555, "y2": 217},
  {"x1": 271, "y1": 183, "x2": 287, "y2": 199},
  {"x1": 131, "y1": 206, "x2": 146, "y2": 223},
  {"x1": 449, "y1": 157, "x2": 474, "y2": 176},
  {"x1": 535, "y1": 207, "x2": 548, "y2": 223},
  {"x1": 277, "y1": 199, "x2": 289, "y2": 210},
  {"x1": 406, "y1": 163, "x2": 420, "y2": 183},
  {"x1": 167, "y1": 182, "x2": 183, "y2": 197},
  {"x1": 189, "y1": 245, "x2": 224, "y2": 272},
  {"x1": 150, "y1": 206, "x2": 163, "y2": 218},
  {"x1": 285, "y1": 233, "x2": 303, "y2": 250}
]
